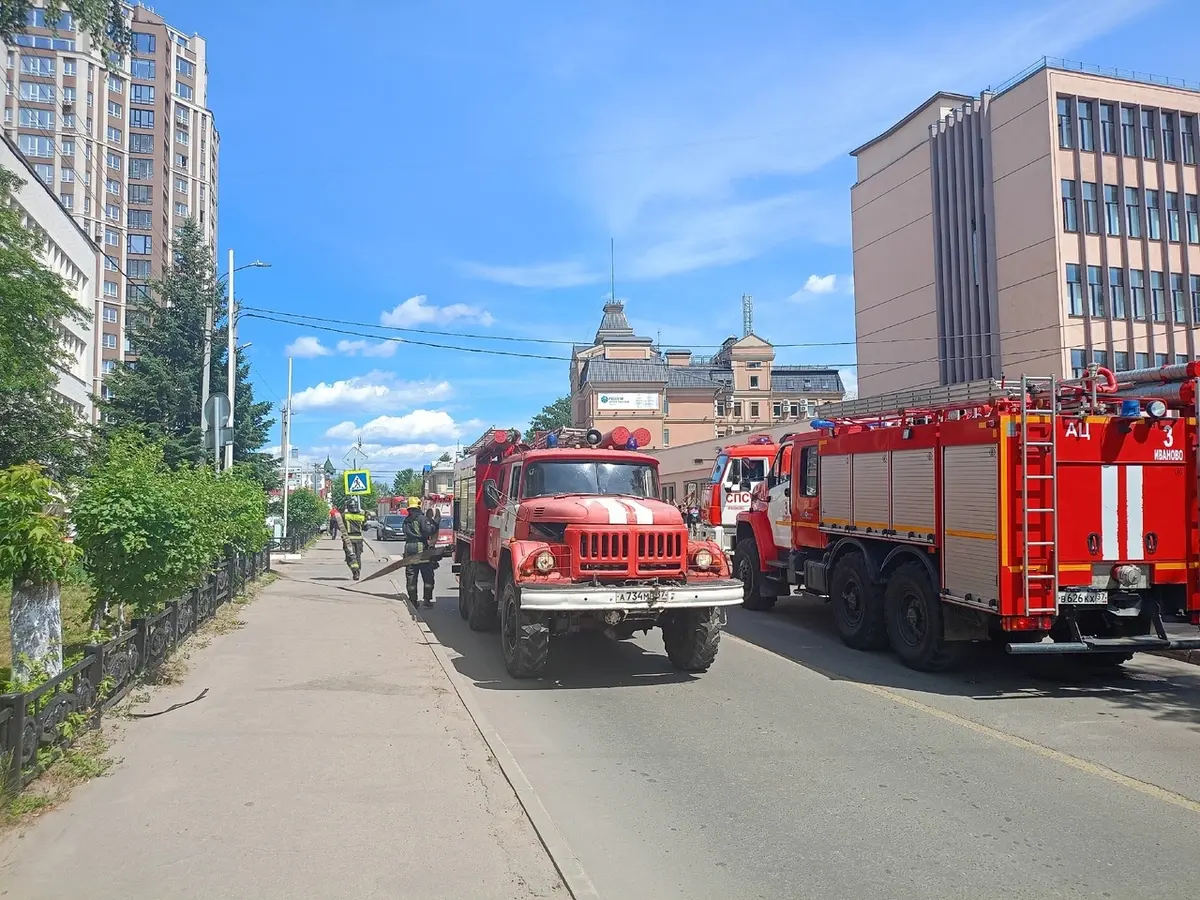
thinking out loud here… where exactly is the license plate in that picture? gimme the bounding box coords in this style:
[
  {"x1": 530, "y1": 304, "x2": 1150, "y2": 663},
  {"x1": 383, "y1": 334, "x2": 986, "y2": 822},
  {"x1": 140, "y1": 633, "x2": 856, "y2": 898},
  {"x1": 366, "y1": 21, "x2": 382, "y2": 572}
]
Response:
[
  {"x1": 616, "y1": 590, "x2": 671, "y2": 604},
  {"x1": 1058, "y1": 588, "x2": 1109, "y2": 606}
]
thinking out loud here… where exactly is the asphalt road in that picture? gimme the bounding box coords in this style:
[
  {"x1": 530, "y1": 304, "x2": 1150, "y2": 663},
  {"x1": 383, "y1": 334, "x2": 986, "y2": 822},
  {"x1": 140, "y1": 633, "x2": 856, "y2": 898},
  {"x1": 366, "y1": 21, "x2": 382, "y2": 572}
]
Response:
[{"x1": 420, "y1": 588, "x2": 1200, "y2": 900}]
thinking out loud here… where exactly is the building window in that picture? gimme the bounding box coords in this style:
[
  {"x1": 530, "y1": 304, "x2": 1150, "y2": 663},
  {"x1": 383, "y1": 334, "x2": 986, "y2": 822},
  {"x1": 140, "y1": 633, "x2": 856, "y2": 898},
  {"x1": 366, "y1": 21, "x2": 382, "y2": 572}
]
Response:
[
  {"x1": 177, "y1": 57, "x2": 195, "y2": 77},
  {"x1": 104, "y1": 228, "x2": 118, "y2": 246},
  {"x1": 1103, "y1": 184, "x2": 1121, "y2": 235},
  {"x1": 772, "y1": 402, "x2": 783, "y2": 418},
  {"x1": 60, "y1": 167, "x2": 75, "y2": 184},
  {"x1": 1065, "y1": 264, "x2": 1083, "y2": 316},
  {"x1": 750, "y1": 401, "x2": 760, "y2": 417},
  {"x1": 175, "y1": 176, "x2": 188, "y2": 193},
  {"x1": 128, "y1": 209, "x2": 152, "y2": 229},
  {"x1": 1142, "y1": 109, "x2": 1157, "y2": 159},
  {"x1": 101, "y1": 360, "x2": 116, "y2": 374},
  {"x1": 1070, "y1": 349, "x2": 1086, "y2": 378},
  {"x1": 61, "y1": 138, "x2": 74, "y2": 156},
  {"x1": 102, "y1": 334, "x2": 117, "y2": 350},
  {"x1": 176, "y1": 107, "x2": 189, "y2": 125},
  {"x1": 103, "y1": 280, "x2": 118, "y2": 298},
  {"x1": 1126, "y1": 187, "x2": 1142, "y2": 237},
  {"x1": 131, "y1": 58, "x2": 155, "y2": 79},
  {"x1": 104, "y1": 203, "x2": 119, "y2": 221},
  {"x1": 1121, "y1": 106, "x2": 1137, "y2": 155},
  {"x1": 749, "y1": 375, "x2": 760, "y2": 389},
  {"x1": 19, "y1": 108, "x2": 54, "y2": 129},
  {"x1": 1172, "y1": 273, "x2": 1186, "y2": 323},
  {"x1": 1178, "y1": 354, "x2": 1190, "y2": 365},
  {"x1": 1183, "y1": 115, "x2": 1197, "y2": 165},
  {"x1": 106, "y1": 126, "x2": 122, "y2": 143},
  {"x1": 130, "y1": 108, "x2": 155, "y2": 129},
  {"x1": 1147, "y1": 190, "x2": 1162, "y2": 240},
  {"x1": 132, "y1": 32, "x2": 156, "y2": 54},
  {"x1": 127, "y1": 282, "x2": 149, "y2": 302},
  {"x1": 1092, "y1": 350, "x2": 1108, "y2": 369},
  {"x1": 20, "y1": 55, "x2": 55, "y2": 75},
  {"x1": 1087, "y1": 265, "x2": 1104, "y2": 317},
  {"x1": 1163, "y1": 112, "x2": 1177, "y2": 162},
  {"x1": 32, "y1": 164, "x2": 53, "y2": 184},
  {"x1": 1135, "y1": 352, "x2": 1150, "y2": 369},
  {"x1": 176, "y1": 83, "x2": 194, "y2": 101},
  {"x1": 176, "y1": 129, "x2": 189, "y2": 146},
  {"x1": 1061, "y1": 180, "x2": 1078, "y2": 232},
  {"x1": 1057, "y1": 97, "x2": 1073, "y2": 149},
  {"x1": 127, "y1": 259, "x2": 151, "y2": 279},
  {"x1": 104, "y1": 254, "x2": 118, "y2": 272},
  {"x1": 1188, "y1": 195, "x2": 1200, "y2": 244},
  {"x1": 1114, "y1": 351, "x2": 1129, "y2": 372},
  {"x1": 715, "y1": 400, "x2": 725, "y2": 418},
  {"x1": 59, "y1": 193, "x2": 73, "y2": 209},
  {"x1": 106, "y1": 99, "x2": 121, "y2": 117},
  {"x1": 1076, "y1": 99, "x2": 1094, "y2": 151},
  {"x1": 127, "y1": 234, "x2": 152, "y2": 254},
  {"x1": 102, "y1": 306, "x2": 118, "y2": 323},
  {"x1": 1192, "y1": 275, "x2": 1200, "y2": 322},
  {"x1": 174, "y1": 153, "x2": 188, "y2": 168},
  {"x1": 1130, "y1": 270, "x2": 1146, "y2": 320},
  {"x1": 1109, "y1": 268, "x2": 1126, "y2": 318},
  {"x1": 662, "y1": 429, "x2": 670, "y2": 447},
  {"x1": 1099, "y1": 103, "x2": 1116, "y2": 153},
  {"x1": 1167, "y1": 192, "x2": 1181, "y2": 242},
  {"x1": 105, "y1": 177, "x2": 119, "y2": 195},
  {"x1": 129, "y1": 158, "x2": 153, "y2": 179},
  {"x1": 130, "y1": 84, "x2": 154, "y2": 105},
  {"x1": 19, "y1": 82, "x2": 55, "y2": 102},
  {"x1": 1082, "y1": 182, "x2": 1099, "y2": 234},
  {"x1": 63, "y1": 57, "x2": 76, "y2": 75},
  {"x1": 106, "y1": 152, "x2": 121, "y2": 172},
  {"x1": 17, "y1": 135, "x2": 54, "y2": 159},
  {"x1": 732, "y1": 401, "x2": 743, "y2": 418},
  {"x1": 128, "y1": 183, "x2": 151, "y2": 204},
  {"x1": 130, "y1": 133, "x2": 153, "y2": 153},
  {"x1": 1151, "y1": 271, "x2": 1166, "y2": 321},
  {"x1": 1156, "y1": 353, "x2": 1169, "y2": 368}
]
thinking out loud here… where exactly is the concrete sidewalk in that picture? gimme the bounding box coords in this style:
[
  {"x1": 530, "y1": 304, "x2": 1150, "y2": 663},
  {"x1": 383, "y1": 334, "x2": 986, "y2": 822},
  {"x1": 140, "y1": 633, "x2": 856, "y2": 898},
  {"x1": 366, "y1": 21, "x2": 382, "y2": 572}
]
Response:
[{"x1": 0, "y1": 541, "x2": 567, "y2": 900}]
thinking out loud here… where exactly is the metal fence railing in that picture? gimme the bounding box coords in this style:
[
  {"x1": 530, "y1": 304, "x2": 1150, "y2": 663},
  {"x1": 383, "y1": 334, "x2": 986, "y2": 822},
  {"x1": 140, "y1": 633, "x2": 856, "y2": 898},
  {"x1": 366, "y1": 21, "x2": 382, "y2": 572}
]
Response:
[{"x1": 0, "y1": 548, "x2": 272, "y2": 793}]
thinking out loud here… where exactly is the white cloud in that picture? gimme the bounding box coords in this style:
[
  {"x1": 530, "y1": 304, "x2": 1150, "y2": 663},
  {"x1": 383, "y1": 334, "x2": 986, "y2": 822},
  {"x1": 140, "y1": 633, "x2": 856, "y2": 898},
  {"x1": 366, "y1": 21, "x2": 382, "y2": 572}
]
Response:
[
  {"x1": 285, "y1": 336, "x2": 331, "y2": 358},
  {"x1": 839, "y1": 368, "x2": 859, "y2": 400},
  {"x1": 460, "y1": 260, "x2": 601, "y2": 289},
  {"x1": 788, "y1": 273, "x2": 853, "y2": 302},
  {"x1": 803, "y1": 274, "x2": 837, "y2": 295},
  {"x1": 336, "y1": 339, "x2": 398, "y2": 358},
  {"x1": 322, "y1": 410, "x2": 461, "y2": 443},
  {"x1": 380, "y1": 294, "x2": 495, "y2": 327},
  {"x1": 290, "y1": 371, "x2": 452, "y2": 412}
]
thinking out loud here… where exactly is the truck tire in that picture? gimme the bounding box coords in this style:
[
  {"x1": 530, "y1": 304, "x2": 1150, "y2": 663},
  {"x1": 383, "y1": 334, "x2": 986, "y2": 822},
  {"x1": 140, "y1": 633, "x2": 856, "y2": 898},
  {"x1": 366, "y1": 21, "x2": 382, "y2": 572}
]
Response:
[
  {"x1": 500, "y1": 579, "x2": 549, "y2": 678},
  {"x1": 662, "y1": 608, "x2": 723, "y2": 672},
  {"x1": 884, "y1": 562, "x2": 966, "y2": 672},
  {"x1": 734, "y1": 538, "x2": 776, "y2": 612},
  {"x1": 829, "y1": 551, "x2": 888, "y2": 651},
  {"x1": 458, "y1": 560, "x2": 472, "y2": 620},
  {"x1": 468, "y1": 582, "x2": 500, "y2": 632}
]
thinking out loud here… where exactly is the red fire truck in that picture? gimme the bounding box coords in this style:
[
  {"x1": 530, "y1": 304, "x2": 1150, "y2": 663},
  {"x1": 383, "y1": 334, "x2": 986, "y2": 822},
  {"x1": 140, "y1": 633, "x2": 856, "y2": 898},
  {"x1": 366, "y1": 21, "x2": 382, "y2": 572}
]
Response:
[
  {"x1": 452, "y1": 426, "x2": 742, "y2": 678},
  {"x1": 733, "y1": 369, "x2": 1200, "y2": 671},
  {"x1": 697, "y1": 434, "x2": 778, "y2": 557}
]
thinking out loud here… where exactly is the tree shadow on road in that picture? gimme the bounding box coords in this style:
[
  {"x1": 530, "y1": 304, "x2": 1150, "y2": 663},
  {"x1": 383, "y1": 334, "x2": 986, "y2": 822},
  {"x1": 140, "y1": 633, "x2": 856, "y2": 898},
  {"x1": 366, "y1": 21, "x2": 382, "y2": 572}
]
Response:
[
  {"x1": 417, "y1": 596, "x2": 699, "y2": 691},
  {"x1": 726, "y1": 594, "x2": 1200, "y2": 734}
]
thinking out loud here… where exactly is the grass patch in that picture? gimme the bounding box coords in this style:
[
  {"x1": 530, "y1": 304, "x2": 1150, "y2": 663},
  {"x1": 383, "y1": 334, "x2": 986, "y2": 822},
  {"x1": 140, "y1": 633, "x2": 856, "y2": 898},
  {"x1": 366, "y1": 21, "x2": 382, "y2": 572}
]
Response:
[
  {"x1": 1, "y1": 728, "x2": 114, "y2": 830},
  {"x1": 0, "y1": 581, "x2": 95, "y2": 685}
]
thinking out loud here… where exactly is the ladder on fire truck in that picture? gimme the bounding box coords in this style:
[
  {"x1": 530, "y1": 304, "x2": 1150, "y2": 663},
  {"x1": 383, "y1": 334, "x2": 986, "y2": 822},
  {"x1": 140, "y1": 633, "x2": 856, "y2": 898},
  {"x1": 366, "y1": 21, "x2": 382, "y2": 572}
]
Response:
[{"x1": 1019, "y1": 375, "x2": 1059, "y2": 616}]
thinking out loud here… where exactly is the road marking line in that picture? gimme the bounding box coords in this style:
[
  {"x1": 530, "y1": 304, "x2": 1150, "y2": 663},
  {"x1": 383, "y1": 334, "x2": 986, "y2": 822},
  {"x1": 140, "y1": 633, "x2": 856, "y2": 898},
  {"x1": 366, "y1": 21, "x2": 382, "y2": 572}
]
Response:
[{"x1": 725, "y1": 634, "x2": 1200, "y2": 815}]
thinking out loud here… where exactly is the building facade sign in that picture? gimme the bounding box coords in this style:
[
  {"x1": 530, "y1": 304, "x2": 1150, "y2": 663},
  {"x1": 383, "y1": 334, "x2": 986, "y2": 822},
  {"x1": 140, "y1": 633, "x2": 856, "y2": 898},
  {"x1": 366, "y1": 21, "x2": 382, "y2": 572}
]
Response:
[{"x1": 598, "y1": 392, "x2": 660, "y2": 410}]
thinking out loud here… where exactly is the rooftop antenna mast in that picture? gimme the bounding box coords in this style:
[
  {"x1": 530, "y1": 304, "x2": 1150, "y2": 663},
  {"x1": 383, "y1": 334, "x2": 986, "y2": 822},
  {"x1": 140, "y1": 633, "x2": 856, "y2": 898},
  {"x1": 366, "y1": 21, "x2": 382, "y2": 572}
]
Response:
[
  {"x1": 610, "y1": 238, "x2": 616, "y2": 303},
  {"x1": 742, "y1": 293, "x2": 754, "y2": 337}
]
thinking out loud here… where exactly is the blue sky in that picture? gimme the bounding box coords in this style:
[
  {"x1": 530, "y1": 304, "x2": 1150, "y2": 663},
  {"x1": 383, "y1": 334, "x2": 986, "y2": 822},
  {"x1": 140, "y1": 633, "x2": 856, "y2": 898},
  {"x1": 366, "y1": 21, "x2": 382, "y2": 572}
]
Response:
[{"x1": 154, "y1": 0, "x2": 1197, "y2": 478}]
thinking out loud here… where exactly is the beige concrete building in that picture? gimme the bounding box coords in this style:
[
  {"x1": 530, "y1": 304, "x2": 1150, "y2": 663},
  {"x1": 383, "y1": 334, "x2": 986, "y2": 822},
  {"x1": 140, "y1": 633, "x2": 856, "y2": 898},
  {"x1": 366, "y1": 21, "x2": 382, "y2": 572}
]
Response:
[
  {"x1": 0, "y1": 131, "x2": 96, "y2": 421},
  {"x1": 2, "y1": 2, "x2": 218, "y2": 413},
  {"x1": 851, "y1": 58, "x2": 1200, "y2": 396},
  {"x1": 570, "y1": 300, "x2": 844, "y2": 448}
]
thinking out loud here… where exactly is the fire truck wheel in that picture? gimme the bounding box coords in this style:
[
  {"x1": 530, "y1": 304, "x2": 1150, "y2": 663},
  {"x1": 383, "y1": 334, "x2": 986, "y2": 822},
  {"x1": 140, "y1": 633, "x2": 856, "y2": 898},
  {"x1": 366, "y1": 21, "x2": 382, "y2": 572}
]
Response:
[
  {"x1": 734, "y1": 539, "x2": 776, "y2": 611},
  {"x1": 500, "y1": 579, "x2": 549, "y2": 678},
  {"x1": 468, "y1": 583, "x2": 500, "y2": 632},
  {"x1": 829, "y1": 552, "x2": 888, "y2": 651},
  {"x1": 458, "y1": 561, "x2": 472, "y2": 620},
  {"x1": 661, "y1": 608, "x2": 722, "y2": 672},
  {"x1": 884, "y1": 562, "x2": 966, "y2": 672}
]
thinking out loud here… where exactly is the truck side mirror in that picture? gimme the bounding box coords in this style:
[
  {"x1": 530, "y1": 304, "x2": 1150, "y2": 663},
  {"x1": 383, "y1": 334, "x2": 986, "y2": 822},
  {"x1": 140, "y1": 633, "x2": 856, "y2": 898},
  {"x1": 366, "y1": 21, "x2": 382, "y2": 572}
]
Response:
[
  {"x1": 482, "y1": 478, "x2": 501, "y2": 510},
  {"x1": 784, "y1": 487, "x2": 790, "y2": 498}
]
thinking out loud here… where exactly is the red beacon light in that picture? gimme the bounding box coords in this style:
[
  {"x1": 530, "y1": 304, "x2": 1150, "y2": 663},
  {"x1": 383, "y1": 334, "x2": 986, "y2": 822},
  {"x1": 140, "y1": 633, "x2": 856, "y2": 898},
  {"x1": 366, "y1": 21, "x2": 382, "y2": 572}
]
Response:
[{"x1": 747, "y1": 433, "x2": 773, "y2": 445}]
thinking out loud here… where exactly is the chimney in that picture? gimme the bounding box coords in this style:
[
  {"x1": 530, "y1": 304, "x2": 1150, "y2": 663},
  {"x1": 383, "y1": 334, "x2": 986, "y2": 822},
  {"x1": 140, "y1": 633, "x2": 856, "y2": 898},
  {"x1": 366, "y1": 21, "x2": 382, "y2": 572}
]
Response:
[{"x1": 665, "y1": 350, "x2": 692, "y2": 367}]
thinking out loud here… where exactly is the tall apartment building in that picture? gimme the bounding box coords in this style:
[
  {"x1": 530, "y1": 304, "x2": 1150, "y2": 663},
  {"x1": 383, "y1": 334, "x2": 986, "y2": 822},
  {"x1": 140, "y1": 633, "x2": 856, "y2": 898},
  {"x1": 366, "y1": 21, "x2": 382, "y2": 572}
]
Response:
[
  {"x1": 570, "y1": 300, "x2": 844, "y2": 448},
  {"x1": 2, "y1": 2, "x2": 218, "y2": 411},
  {"x1": 851, "y1": 58, "x2": 1200, "y2": 397}
]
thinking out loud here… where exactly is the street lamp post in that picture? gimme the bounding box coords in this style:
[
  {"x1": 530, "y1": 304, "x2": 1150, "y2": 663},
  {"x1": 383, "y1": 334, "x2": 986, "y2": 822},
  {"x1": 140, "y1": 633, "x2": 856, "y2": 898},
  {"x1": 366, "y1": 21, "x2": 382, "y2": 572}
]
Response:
[{"x1": 215, "y1": 251, "x2": 270, "y2": 471}]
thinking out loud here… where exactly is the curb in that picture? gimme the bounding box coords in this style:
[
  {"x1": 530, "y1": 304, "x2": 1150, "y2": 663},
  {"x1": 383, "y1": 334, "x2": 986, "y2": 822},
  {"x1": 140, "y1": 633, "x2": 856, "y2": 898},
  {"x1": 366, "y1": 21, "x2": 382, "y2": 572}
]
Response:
[
  {"x1": 1154, "y1": 649, "x2": 1200, "y2": 666},
  {"x1": 409, "y1": 600, "x2": 600, "y2": 900}
]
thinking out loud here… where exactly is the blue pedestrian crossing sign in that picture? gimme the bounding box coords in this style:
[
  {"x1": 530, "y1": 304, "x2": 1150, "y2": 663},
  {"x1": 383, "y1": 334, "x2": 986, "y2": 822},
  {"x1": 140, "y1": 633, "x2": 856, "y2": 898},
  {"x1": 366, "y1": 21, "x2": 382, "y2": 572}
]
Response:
[{"x1": 344, "y1": 470, "x2": 371, "y2": 495}]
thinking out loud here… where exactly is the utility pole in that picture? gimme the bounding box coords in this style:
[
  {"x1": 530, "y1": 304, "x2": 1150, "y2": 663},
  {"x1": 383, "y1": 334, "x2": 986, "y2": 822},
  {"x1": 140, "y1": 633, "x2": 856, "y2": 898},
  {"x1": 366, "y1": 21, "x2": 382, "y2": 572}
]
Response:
[
  {"x1": 224, "y1": 248, "x2": 236, "y2": 472},
  {"x1": 282, "y1": 357, "x2": 293, "y2": 540},
  {"x1": 200, "y1": 299, "x2": 213, "y2": 454}
]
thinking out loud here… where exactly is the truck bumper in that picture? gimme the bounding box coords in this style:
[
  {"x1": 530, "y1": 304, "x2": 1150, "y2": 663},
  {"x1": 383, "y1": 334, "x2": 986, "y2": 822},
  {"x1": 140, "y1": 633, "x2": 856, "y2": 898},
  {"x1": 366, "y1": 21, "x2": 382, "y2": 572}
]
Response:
[
  {"x1": 517, "y1": 579, "x2": 745, "y2": 613},
  {"x1": 1005, "y1": 634, "x2": 1200, "y2": 655}
]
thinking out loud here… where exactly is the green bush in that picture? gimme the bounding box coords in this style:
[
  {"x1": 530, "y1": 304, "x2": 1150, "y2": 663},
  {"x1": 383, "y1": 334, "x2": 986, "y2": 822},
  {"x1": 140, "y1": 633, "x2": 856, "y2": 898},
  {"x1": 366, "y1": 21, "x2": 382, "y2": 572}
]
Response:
[
  {"x1": 0, "y1": 465, "x2": 77, "y2": 585},
  {"x1": 285, "y1": 488, "x2": 328, "y2": 537},
  {"x1": 72, "y1": 433, "x2": 268, "y2": 621}
]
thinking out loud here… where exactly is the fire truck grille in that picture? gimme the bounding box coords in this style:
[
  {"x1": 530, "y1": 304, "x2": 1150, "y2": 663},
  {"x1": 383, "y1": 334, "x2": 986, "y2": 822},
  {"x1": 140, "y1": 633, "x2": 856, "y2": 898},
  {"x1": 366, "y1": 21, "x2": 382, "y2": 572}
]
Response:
[{"x1": 573, "y1": 528, "x2": 686, "y2": 576}]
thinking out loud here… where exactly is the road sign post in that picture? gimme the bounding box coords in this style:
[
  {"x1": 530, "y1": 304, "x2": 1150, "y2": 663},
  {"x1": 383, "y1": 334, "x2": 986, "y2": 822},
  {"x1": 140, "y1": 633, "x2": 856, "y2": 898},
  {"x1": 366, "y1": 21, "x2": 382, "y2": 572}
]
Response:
[{"x1": 344, "y1": 470, "x2": 372, "y2": 496}]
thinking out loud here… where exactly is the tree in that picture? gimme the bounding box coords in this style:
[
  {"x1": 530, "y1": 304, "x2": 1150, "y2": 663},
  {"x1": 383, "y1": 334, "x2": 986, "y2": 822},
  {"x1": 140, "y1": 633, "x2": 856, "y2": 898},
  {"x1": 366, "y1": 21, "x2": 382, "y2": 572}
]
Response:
[
  {"x1": 437, "y1": 452, "x2": 452, "y2": 463},
  {"x1": 285, "y1": 488, "x2": 328, "y2": 537},
  {"x1": 0, "y1": 167, "x2": 92, "y2": 481},
  {"x1": 0, "y1": 465, "x2": 78, "y2": 681},
  {"x1": 525, "y1": 396, "x2": 573, "y2": 440},
  {"x1": 391, "y1": 468, "x2": 421, "y2": 496},
  {"x1": 0, "y1": 2, "x2": 131, "y2": 60},
  {"x1": 99, "y1": 220, "x2": 277, "y2": 487}
]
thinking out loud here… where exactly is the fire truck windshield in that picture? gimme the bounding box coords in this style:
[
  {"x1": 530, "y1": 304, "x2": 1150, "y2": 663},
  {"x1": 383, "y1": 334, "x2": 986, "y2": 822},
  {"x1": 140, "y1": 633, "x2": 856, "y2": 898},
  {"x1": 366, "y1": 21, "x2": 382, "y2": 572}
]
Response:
[
  {"x1": 524, "y1": 460, "x2": 658, "y2": 499},
  {"x1": 709, "y1": 454, "x2": 729, "y2": 483}
]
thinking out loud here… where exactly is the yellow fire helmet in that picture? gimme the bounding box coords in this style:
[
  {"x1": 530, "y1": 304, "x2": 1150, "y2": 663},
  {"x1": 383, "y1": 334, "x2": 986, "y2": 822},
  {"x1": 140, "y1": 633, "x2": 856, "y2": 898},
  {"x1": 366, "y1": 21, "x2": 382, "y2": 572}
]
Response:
[{"x1": 408, "y1": 497, "x2": 421, "y2": 509}]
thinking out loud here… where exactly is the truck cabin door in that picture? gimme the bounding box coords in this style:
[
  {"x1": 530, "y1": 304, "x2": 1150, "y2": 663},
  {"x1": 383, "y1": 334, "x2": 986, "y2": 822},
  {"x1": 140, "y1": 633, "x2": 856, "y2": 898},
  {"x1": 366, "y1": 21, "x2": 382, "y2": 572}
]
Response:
[
  {"x1": 723, "y1": 457, "x2": 762, "y2": 524},
  {"x1": 767, "y1": 444, "x2": 792, "y2": 549},
  {"x1": 792, "y1": 443, "x2": 823, "y2": 549}
]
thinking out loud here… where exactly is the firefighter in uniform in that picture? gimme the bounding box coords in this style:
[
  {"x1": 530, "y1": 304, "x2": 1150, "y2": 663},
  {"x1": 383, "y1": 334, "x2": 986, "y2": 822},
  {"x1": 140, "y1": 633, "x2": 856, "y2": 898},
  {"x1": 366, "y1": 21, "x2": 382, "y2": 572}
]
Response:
[
  {"x1": 342, "y1": 497, "x2": 367, "y2": 580},
  {"x1": 403, "y1": 497, "x2": 436, "y2": 606}
]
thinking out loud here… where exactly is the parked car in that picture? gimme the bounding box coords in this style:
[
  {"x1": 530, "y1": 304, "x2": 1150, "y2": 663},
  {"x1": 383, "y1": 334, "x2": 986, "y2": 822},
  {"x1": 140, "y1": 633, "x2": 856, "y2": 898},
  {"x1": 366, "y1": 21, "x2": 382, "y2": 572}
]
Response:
[{"x1": 376, "y1": 514, "x2": 406, "y2": 541}]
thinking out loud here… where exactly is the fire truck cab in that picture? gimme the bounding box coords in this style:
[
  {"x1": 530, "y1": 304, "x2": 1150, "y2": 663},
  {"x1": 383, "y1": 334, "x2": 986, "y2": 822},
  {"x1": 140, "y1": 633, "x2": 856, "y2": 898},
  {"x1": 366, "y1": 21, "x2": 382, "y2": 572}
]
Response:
[
  {"x1": 453, "y1": 427, "x2": 741, "y2": 678},
  {"x1": 698, "y1": 434, "x2": 777, "y2": 556},
  {"x1": 734, "y1": 370, "x2": 1200, "y2": 671}
]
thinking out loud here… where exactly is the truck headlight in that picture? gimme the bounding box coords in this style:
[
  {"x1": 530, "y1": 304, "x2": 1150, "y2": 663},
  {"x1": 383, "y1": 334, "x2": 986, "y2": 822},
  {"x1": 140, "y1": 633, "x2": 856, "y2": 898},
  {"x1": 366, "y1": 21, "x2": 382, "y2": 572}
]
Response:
[
  {"x1": 694, "y1": 549, "x2": 713, "y2": 570},
  {"x1": 534, "y1": 550, "x2": 556, "y2": 573}
]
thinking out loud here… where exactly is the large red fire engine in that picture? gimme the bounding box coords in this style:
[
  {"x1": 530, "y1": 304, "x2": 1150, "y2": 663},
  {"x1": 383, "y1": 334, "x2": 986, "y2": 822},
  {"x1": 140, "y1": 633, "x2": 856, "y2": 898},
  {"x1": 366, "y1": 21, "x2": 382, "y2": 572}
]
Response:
[
  {"x1": 452, "y1": 426, "x2": 742, "y2": 678},
  {"x1": 734, "y1": 369, "x2": 1200, "y2": 671},
  {"x1": 697, "y1": 434, "x2": 777, "y2": 557}
]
